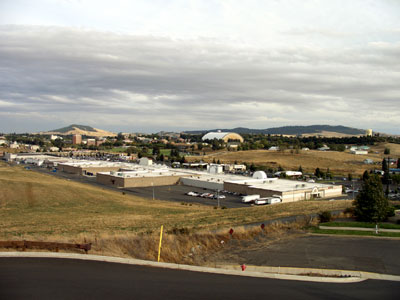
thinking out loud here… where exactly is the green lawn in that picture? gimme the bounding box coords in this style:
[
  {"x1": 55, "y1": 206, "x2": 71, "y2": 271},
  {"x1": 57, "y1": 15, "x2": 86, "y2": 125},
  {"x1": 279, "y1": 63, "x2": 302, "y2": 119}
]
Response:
[
  {"x1": 320, "y1": 221, "x2": 400, "y2": 230},
  {"x1": 109, "y1": 147, "x2": 128, "y2": 153},
  {"x1": 146, "y1": 149, "x2": 171, "y2": 156},
  {"x1": 312, "y1": 228, "x2": 400, "y2": 238}
]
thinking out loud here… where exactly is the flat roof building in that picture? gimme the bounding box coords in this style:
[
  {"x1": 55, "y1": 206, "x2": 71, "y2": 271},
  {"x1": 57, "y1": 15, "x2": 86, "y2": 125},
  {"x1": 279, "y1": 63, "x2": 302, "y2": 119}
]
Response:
[
  {"x1": 97, "y1": 169, "x2": 189, "y2": 188},
  {"x1": 72, "y1": 134, "x2": 82, "y2": 145}
]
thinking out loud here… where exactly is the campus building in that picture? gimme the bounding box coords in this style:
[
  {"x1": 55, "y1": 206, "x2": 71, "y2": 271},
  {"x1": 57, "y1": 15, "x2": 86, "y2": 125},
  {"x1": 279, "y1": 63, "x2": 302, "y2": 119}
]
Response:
[{"x1": 202, "y1": 131, "x2": 244, "y2": 143}]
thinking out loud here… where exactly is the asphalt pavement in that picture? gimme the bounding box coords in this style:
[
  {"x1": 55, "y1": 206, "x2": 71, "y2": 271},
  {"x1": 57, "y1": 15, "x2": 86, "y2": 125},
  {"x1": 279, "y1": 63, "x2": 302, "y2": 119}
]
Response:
[
  {"x1": 124, "y1": 185, "x2": 246, "y2": 208},
  {"x1": 0, "y1": 258, "x2": 399, "y2": 299},
  {"x1": 211, "y1": 235, "x2": 400, "y2": 275}
]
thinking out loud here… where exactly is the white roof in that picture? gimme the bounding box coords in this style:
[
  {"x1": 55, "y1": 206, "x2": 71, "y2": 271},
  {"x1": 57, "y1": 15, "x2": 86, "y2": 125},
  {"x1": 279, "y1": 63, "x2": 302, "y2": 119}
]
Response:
[{"x1": 202, "y1": 132, "x2": 232, "y2": 140}]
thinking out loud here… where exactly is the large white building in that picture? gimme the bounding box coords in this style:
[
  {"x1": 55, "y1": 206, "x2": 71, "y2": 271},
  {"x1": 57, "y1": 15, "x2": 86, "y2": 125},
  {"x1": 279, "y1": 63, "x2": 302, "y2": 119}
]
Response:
[
  {"x1": 202, "y1": 131, "x2": 244, "y2": 143},
  {"x1": 181, "y1": 171, "x2": 342, "y2": 202}
]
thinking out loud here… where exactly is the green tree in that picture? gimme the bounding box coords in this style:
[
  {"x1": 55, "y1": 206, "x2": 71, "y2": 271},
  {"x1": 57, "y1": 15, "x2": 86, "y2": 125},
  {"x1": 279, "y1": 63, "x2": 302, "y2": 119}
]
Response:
[
  {"x1": 382, "y1": 158, "x2": 390, "y2": 184},
  {"x1": 347, "y1": 173, "x2": 353, "y2": 181},
  {"x1": 362, "y1": 170, "x2": 370, "y2": 181},
  {"x1": 354, "y1": 175, "x2": 390, "y2": 222},
  {"x1": 326, "y1": 168, "x2": 332, "y2": 179},
  {"x1": 382, "y1": 158, "x2": 388, "y2": 172},
  {"x1": 384, "y1": 148, "x2": 390, "y2": 155},
  {"x1": 397, "y1": 158, "x2": 400, "y2": 169}
]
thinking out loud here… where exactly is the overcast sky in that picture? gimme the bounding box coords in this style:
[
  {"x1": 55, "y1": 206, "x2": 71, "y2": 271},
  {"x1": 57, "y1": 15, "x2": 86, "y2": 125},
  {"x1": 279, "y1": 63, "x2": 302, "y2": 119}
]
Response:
[{"x1": 1, "y1": 0, "x2": 399, "y2": 134}]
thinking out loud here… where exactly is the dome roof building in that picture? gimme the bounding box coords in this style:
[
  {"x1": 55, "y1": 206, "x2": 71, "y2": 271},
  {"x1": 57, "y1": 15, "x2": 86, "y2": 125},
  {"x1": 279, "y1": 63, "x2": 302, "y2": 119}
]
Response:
[{"x1": 202, "y1": 131, "x2": 244, "y2": 143}]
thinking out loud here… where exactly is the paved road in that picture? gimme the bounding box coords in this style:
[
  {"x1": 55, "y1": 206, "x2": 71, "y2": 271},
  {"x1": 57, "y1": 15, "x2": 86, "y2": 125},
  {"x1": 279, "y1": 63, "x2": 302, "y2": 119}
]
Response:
[
  {"x1": 0, "y1": 258, "x2": 399, "y2": 299},
  {"x1": 213, "y1": 235, "x2": 400, "y2": 275}
]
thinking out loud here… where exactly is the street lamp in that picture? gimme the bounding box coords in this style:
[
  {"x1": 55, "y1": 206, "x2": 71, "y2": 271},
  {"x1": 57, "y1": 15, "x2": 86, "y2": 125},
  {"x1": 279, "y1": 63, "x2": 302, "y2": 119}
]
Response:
[{"x1": 152, "y1": 182, "x2": 155, "y2": 200}]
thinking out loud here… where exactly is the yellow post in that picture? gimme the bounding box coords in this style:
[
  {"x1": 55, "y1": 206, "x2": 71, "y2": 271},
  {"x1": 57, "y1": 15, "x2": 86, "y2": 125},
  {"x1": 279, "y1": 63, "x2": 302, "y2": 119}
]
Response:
[{"x1": 157, "y1": 225, "x2": 163, "y2": 262}]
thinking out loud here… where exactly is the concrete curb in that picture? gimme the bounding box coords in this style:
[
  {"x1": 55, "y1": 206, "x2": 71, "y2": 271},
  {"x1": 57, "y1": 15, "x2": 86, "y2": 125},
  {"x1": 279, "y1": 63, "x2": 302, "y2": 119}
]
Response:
[
  {"x1": 0, "y1": 252, "x2": 365, "y2": 283},
  {"x1": 310, "y1": 233, "x2": 400, "y2": 240},
  {"x1": 216, "y1": 264, "x2": 400, "y2": 282}
]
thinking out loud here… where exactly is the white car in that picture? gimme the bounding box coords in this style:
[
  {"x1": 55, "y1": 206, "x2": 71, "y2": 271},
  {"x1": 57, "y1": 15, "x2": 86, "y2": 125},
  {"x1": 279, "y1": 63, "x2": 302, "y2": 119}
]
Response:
[
  {"x1": 186, "y1": 191, "x2": 199, "y2": 197},
  {"x1": 254, "y1": 198, "x2": 267, "y2": 205}
]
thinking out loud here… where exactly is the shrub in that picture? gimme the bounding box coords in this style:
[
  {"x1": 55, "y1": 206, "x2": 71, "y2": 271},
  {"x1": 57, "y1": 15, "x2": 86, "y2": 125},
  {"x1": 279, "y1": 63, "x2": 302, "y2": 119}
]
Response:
[
  {"x1": 318, "y1": 211, "x2": 332, "y2": 223},
  {"x1": 343, "y1": 207, "x2": 355, "y2": 215},
  {"x1": 168, "y1": 227, "x2": 190, "y2": 235},
  {"x1": 387, "y1": 206, "x2": 395, "y2": 217}
]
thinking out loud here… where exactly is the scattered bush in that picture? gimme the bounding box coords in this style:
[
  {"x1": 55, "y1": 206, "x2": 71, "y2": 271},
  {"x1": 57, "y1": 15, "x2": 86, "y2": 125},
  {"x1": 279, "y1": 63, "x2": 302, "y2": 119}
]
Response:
[
  {"x1": 319, "y1": 211, "x2": 332, "y2": 223},
  {"x1": 167, "y1": 227, "x2": 190, "y2": 235},
  {"x1": 387, "y1": 206, "x2": 396, "y2": 217},
  {"x1": 343, "y1": 207, "x2": 355, "y2": 215}
]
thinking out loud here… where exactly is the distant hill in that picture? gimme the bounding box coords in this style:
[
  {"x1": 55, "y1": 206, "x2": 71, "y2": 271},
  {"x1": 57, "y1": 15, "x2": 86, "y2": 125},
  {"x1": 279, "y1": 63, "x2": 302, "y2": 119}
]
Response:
[
  {"x1": 51, "y1": 124, "x2": 97, "y2": 133},
  {"x1": 43, "y1": 124, "x2": 116, "y2": 137},
  {"x1": 185, "y1": 125, "x2": 366, "y2": 136}
]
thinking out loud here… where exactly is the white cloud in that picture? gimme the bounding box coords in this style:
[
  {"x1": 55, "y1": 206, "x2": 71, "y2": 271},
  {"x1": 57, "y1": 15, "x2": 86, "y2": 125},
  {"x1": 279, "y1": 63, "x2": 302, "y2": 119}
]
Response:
[{"x1": 0, "y1": 0, "x2": 399, "y2": 133}]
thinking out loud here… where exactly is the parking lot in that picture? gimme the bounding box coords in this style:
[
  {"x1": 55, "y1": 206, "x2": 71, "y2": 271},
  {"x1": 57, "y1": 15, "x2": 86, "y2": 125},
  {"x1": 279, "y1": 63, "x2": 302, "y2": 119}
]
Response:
[{"x1": 123, "y1": 185, "x2": 246, "y2": 208}]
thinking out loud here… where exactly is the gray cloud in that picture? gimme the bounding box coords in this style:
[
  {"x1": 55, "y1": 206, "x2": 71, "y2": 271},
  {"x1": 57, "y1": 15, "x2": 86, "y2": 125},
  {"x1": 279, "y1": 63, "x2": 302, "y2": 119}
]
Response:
[{"x1": 0, "y1": 25, "x2": 399, "y2": 133}]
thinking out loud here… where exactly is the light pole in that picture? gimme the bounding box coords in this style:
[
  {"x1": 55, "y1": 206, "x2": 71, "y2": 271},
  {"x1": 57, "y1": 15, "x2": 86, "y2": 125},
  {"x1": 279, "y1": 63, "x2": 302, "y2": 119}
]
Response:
[
  {"x1": 152, "y1": 182, "x2": 155, "y2": 200},
  {"x1": 216, "y1": 189, "x2": 220, "y2": 208}
]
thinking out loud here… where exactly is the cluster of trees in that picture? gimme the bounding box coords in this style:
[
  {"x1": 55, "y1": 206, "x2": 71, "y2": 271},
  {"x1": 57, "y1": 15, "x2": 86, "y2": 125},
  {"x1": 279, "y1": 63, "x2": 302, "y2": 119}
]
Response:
[
  {"x1": 354, "y1": 175, "x2": 393, "y2": 222},
  {"x1": 185, "y1": 134, "x2": 400, "y2": 152},
  {"x1": 233, "y1": 135, "x2": 387, "y2": 152},
  {"x1": 314, "y1": 168, "x2": 333, "y2": 179}
]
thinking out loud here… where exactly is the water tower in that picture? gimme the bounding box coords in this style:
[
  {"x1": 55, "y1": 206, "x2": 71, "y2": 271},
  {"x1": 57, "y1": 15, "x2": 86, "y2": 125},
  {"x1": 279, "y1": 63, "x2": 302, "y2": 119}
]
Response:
[{"x1": 365, "y1": 129, "x2": 373, "y2": 137}]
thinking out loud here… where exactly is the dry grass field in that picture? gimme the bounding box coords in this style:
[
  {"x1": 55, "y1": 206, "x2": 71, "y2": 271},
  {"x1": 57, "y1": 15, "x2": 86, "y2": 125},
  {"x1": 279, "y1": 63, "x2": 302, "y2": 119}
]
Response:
[
  {"x1": 0, "y1": 161, "x2": 353, "y2": 262},
  {"x1": 0, "y1": 161, "x2": 351, "y2": 239},
  {"x1": 188, "y1": 143, "x2": 400, "y2": 176}
]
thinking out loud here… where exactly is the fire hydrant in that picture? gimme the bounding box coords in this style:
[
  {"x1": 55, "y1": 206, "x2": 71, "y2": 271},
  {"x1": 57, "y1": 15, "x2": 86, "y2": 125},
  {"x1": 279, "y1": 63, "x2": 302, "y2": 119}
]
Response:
[{"x1": 241, "y1": 264, "x2": 246, "y2": 271}]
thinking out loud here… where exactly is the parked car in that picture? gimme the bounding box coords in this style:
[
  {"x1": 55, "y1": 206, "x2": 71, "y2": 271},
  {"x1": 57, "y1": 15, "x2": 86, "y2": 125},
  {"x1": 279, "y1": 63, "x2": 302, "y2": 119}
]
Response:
[{"x1": 186, "y1": 191, "x2": 199, "y2": 197}]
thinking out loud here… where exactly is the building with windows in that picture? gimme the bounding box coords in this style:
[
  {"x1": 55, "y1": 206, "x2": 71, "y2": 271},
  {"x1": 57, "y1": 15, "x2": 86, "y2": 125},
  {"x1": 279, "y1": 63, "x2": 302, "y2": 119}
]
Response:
[{"x1": 72, "y1": 134, "x2": 82, "y2": 145}]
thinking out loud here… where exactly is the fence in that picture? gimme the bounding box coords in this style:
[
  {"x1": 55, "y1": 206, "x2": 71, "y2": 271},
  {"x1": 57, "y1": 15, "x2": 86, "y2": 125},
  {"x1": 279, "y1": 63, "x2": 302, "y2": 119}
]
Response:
[{"x1": 0, "y1": 240, "x2": 91, "y2": 254}]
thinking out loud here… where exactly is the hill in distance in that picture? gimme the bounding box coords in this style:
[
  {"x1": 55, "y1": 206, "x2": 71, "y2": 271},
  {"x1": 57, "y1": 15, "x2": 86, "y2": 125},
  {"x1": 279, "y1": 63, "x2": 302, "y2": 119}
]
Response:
[
  {"x1": 185, "y1": 125, "x2": 366, "y2": 137},
  {"x1": 44, "y1": 124, "x2": 116, "y2": 137}
]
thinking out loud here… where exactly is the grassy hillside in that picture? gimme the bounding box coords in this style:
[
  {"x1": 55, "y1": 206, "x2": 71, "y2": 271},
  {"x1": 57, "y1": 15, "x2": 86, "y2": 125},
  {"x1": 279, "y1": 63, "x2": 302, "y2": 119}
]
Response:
[
  {"x1": 187, "y1": 143, "x2": 400, "y2": 175},
  {"x1": 185, "y1": 125, "x2": 365, "y2": 136},
  {"x1": 0, "y1": 162, "x2": 351, "y2": 241},
  {"x1": 50, "y1": 124, "x2": 97, "y2": 133}
]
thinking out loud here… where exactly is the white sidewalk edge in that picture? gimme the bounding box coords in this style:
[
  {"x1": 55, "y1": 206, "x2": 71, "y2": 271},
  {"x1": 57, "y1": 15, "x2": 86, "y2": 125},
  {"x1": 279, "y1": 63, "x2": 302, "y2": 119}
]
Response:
[{"x1": 216, "y1": 264, "x2": 400, "y2": 282}]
